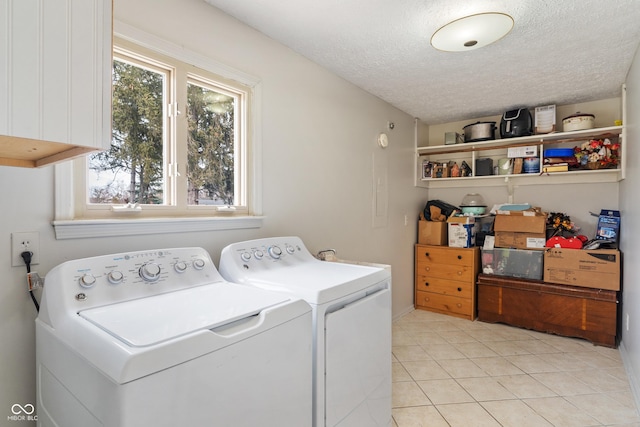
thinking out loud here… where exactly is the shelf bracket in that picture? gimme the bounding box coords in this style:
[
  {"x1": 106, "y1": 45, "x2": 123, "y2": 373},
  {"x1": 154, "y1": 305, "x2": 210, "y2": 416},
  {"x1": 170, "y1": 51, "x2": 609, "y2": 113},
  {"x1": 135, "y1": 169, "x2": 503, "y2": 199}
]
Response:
[{"x1": 505, "y1": 176, "x2": 514, "y2": 203}]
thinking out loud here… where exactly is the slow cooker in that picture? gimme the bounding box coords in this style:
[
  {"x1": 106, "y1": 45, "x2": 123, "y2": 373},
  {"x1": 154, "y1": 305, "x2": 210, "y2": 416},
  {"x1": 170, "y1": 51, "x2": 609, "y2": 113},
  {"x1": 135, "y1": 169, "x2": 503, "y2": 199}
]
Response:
[
  {"x1": 463, "y1": 121, "x2": 496, "y2": 142},
  {"x1": 562, "y1": 113, "x2": 595, "y2": 131}
]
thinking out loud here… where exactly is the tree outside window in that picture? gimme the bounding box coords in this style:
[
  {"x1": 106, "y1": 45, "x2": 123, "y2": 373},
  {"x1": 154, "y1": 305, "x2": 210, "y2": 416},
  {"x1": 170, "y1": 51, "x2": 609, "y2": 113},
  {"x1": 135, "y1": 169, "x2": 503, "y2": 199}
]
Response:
[{"x1": 88, "y1": 53, "x2": 238, "y2": 208}]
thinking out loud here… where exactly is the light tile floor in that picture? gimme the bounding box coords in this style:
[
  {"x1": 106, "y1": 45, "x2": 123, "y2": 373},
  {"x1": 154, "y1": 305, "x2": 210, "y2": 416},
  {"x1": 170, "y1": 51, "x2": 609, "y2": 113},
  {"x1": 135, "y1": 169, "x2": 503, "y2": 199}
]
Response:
[{"x1": 392, "y1": 309, "x2": 640, "y2": 427}]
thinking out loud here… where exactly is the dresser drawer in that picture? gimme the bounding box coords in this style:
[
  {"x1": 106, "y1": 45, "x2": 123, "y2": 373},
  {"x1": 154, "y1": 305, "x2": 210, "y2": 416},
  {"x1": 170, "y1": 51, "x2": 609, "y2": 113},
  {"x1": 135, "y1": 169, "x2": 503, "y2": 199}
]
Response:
[
  {"x1": 415, "y1": 245, "x2": 476, "y2": 267},
  {"x1": 415, "y1": 275, "x2": 472, "y2": 299},
  {"x1": 415, "y1": 291, "x2": 471, "y2": 318},
  {"x1": 415, "y1": 262, "x2": 475, "y2": 283}
]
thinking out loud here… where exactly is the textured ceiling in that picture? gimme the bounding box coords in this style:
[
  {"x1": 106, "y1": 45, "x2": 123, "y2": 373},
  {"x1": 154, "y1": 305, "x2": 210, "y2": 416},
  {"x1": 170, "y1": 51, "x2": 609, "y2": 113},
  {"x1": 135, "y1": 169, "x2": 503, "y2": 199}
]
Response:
[{"x1": 204, "y1": 0, "x2": 640, "y2": 125}]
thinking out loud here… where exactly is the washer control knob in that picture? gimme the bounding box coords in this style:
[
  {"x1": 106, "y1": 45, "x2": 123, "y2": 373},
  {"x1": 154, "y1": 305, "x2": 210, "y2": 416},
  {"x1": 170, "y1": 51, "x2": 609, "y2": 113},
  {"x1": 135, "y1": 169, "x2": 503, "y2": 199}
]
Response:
[
  {"x1": 241, "y1": 252, "x2": 252, "y2": 262},
  {"x1": 192, "y1": 258, "x2": 206, "y2": 270},
  {"x1": 285, "y1": 245, "x2": 295, "y2": 254},
  {"x1": 79, "y1": 274, "x2": 96, "y2": 288},
  {"x1": 107, "y1": 270, "x2": 124, "y2": 284},
  {"x1": 174, "y1": 261, "x2": 188, "y2": 273},
  {"x1": 268, "y1": 245, "x2": 283, "y2": 259},
  {"x1": 254, "y1": 250, "x2": 264, "y2": 260},
  {"x1": 139, "y1": 262, "x2": 161, "y2": 282}
]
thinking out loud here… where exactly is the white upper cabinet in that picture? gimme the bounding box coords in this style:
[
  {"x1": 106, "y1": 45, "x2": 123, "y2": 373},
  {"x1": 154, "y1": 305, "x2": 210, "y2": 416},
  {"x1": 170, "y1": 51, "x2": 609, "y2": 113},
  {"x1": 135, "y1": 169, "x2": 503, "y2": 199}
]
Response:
[{"x1": 0, "y1": 0, "x2": 112, "y2": 167}]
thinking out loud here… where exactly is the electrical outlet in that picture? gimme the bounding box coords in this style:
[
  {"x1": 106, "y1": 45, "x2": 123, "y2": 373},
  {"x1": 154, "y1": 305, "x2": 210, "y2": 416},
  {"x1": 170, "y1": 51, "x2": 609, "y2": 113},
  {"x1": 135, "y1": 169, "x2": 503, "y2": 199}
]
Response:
[{"x1": 11, "y1": 232, "x2": 40, "y2": 267}]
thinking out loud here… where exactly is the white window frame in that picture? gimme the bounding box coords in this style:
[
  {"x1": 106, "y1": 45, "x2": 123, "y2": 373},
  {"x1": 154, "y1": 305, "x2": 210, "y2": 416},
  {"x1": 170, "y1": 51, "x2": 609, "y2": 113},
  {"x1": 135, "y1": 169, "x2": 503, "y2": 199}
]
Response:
[{"x1": 53, "y1": 21, "x2": 263, "y2": 239}]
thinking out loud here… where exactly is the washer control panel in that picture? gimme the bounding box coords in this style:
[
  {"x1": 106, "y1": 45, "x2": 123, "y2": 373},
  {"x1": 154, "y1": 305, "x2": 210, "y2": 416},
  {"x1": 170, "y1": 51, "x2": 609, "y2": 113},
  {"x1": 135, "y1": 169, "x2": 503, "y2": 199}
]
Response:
[{"x1": 43, "y1": 247, "x2": 221, "y2": 312}]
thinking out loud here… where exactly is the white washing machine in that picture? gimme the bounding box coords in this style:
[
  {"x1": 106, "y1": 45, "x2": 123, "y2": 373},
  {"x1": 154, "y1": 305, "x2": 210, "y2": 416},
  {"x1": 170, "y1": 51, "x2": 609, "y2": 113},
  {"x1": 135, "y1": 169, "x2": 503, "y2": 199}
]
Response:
[
  {"x1": 219, "y1": 237, "x2": 392, "y2": 427},
  {"x1": 36, "y1": 247, "x2": 312, "y2": 427}
]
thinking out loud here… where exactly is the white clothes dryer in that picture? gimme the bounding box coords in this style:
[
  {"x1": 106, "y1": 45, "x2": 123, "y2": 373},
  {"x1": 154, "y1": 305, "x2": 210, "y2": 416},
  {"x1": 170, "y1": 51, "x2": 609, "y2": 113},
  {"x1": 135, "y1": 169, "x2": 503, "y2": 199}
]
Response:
[
  {"x1": 36, "y1": 247, "x2": 312, "y2": 427},
  {"x1": 219, "y1": 237, "x2": 392, "y2": 427}
]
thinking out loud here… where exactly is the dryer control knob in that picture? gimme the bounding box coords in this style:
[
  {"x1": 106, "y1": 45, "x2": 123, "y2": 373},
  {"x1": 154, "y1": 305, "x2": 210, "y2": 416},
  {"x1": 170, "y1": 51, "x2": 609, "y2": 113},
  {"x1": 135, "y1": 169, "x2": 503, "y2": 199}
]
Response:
[
  {"x1": 139, "y1": 262, "x2": 161, "y2": 282},
  {"x1": 107, "y1": 270, "x2": 124, "y2": 284},
  {"x1": 79, "y1": 274, "x2": 96, "y2": 288},
  {"x1": 174, "y1": 261, "x2": 188, "y2": 273},
  {"x1": 241, "y1": 252, "x2": 252, "y2": 262},
  {"x1": 254, "y1": 250, "x2": 264, "y2": 260},
  {"x1": 285, "y1": 245, "x2": 295, "y2": 254},
  {"x1": 192, "y1": 258, "x2": 206, "y2": 270},
  {"x1": 268, "y1": 245, "x2": 283, "y2": 259}
]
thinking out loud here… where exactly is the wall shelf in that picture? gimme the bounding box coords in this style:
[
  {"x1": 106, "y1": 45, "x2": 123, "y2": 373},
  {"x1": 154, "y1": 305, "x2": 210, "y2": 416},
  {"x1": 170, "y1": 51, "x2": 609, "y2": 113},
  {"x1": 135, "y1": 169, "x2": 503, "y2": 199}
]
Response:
[
  {"x1": 417, "y1": 126, "x2": 622, "y2": 157},
  {"x1": 416, "y1": 125, "x2": 624, "y2": 188},
  {"x1": 421, "y1": 168, "x2": 622, "y2": 189}
]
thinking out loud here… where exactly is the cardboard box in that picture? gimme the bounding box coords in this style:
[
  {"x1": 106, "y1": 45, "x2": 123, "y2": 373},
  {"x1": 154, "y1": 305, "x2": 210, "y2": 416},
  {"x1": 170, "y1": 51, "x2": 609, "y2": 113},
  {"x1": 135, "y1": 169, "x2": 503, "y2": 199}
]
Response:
[
  {"x1": 596, "y1": 209, "x2": 620, "y2": 247},
  {"x1": 481, "y1": 248, "x2": 543, "y2": 280},
  {"x1": 447, "y1": 216, "x2": 479, "y2": 248},
  {"x1": 507, "y1": 146, "x2": 538, "y2": 158},
  {"x1": 494, "y1": 232, "x2": 547, "y2": 250},
  {"x1": 543, "y1": 248, "x2": 620, "y2": 290},
  {"x1": 494, "y1": 209, "x2": 548, "y2": 250},
  {"x1": 418, "y1": 220, "x2": 447, "y2": 246}
]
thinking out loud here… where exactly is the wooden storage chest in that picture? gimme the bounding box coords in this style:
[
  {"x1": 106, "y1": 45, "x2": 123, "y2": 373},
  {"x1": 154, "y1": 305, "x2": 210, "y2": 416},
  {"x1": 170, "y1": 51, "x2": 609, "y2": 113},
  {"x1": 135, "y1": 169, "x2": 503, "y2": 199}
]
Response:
[{"x1": 477, "y1": 274, "x2": 618, "y2": 347}]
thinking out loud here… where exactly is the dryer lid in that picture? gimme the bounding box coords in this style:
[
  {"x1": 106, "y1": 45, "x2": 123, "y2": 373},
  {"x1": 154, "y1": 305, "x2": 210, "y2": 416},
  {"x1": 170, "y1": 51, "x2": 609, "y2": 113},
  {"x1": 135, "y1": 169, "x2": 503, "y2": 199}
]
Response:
[
  {"x1": 78, "y1": 282, "x2": 290, "y2": 347},
  {"x1": 235, "y1": 261, "x2": 390, "y2": 305}
]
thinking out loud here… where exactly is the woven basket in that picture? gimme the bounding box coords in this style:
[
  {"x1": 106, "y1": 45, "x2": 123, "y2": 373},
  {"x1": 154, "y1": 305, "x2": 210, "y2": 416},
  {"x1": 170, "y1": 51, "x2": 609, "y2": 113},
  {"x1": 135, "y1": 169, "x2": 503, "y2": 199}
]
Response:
[{"x1": 586, "y1": 162, "x2": 616, "y2": 170}]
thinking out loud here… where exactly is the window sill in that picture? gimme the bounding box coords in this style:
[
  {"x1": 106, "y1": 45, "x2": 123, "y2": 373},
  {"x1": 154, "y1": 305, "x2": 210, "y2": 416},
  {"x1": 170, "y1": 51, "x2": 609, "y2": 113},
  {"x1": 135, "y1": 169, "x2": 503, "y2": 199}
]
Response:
[{"x1": 52, "y1": 216, "x2": 264, "y2": 240}]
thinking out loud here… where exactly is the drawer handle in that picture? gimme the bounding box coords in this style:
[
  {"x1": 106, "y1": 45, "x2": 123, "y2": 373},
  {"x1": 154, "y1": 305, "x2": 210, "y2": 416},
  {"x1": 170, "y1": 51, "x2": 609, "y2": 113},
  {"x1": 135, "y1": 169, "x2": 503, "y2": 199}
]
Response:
[
  {"x1": 457, "y1": 271, "x2": 462, "y2": 276},
  {"x1": 456, "y1": 303, "x2": 462, "y2": 308},
  {"x1": 457, "y1": 255, "x2": 462, "y2": 260},
  {"x1": 457, "y1": 287, "x2": 462, "y2": 292},
  {"x1": 425, "y1": 252, "x2": 429, "y2": 257},
  {"x1": 426, "y1": 267, "x2": 431, "y2": 272},
  {"x1": 424, "y1": 297, "x2": 430, "y2": 302},
  {"x1": 424, "y1": 282, "x2": 430, "y2": 287}
]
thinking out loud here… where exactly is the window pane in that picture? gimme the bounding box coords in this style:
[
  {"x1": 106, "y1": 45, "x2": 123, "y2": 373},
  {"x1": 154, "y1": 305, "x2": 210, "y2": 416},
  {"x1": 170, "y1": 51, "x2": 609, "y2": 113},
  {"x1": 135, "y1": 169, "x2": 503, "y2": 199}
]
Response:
[
  {"x1": 186, "y1": 82, "x2": 235, "y2": 206},
  {"x1": 88, "y1": 59, "x2": 165, "y2": 205}
]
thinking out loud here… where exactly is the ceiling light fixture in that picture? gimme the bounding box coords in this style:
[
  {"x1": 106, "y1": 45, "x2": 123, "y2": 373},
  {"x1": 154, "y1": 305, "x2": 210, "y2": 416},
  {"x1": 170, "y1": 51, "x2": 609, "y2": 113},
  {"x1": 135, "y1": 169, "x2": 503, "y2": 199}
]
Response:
[{"x1": 430, "y1": 12, "x2": 514, "y2": 52}]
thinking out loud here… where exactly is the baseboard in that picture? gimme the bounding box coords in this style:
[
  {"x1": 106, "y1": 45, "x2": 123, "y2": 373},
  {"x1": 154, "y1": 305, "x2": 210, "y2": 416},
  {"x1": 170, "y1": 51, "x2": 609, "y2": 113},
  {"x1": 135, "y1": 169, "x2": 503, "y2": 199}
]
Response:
[
  {"x1": 619, "y1": 340, "x2": 640, "y2": 412},
  {"x1": 393, "y1": 305, "x2": 415, "y2": 322}
]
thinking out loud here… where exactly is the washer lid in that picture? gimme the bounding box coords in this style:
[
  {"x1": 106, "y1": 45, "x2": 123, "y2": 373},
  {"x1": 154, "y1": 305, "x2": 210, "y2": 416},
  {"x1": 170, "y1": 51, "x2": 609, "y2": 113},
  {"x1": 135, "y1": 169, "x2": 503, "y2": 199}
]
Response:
[{"x1": 79, "y1": 283, "x2": 290, "y2": 347}]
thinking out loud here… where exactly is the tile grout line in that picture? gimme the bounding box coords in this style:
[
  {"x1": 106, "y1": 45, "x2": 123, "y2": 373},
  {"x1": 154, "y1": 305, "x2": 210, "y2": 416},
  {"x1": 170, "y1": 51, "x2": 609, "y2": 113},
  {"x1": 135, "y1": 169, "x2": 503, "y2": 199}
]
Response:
[{"x1": 392, "y1": 310, "x2": 640, "y2": 427}]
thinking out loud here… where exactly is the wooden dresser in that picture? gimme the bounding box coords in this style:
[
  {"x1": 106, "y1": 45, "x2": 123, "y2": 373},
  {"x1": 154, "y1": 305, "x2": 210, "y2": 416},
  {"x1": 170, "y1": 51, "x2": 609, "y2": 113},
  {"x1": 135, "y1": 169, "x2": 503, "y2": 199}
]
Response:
[
  {"x1": 477, "y1": 274, "x2": 618, "y2": 347},
  {"x1": 414, "y1": 245, "x2": 480, "y2": 320}
]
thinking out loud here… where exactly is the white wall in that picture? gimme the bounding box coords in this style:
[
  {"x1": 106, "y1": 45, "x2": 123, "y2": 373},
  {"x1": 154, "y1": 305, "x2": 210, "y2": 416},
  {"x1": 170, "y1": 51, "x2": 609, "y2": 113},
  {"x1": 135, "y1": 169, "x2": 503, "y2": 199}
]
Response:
[
  {"x1": 620, "y1": 42, "x2": 640, "y2": 403},
  {"x1": 0, "y1": 0, "x2": 426, "y2": 419}
]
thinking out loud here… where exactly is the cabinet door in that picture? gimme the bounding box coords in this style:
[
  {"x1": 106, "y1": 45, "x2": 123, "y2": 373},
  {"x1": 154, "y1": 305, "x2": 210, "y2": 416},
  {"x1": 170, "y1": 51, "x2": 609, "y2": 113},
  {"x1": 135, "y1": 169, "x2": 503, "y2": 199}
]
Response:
[{"x1": 1, "y1": 0, "x2": 111, "y2": 154}]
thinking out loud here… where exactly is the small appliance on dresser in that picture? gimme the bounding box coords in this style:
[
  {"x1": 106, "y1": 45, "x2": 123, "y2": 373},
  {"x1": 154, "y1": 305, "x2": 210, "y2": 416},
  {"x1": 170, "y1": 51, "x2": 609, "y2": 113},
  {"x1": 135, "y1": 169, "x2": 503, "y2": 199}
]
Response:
[
  {"x1": 219, "y1": 236, "x2": 392, "y2": 427},
  {"x1": 36, "y1": 247, "x2": 312, "y2": 427}
]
